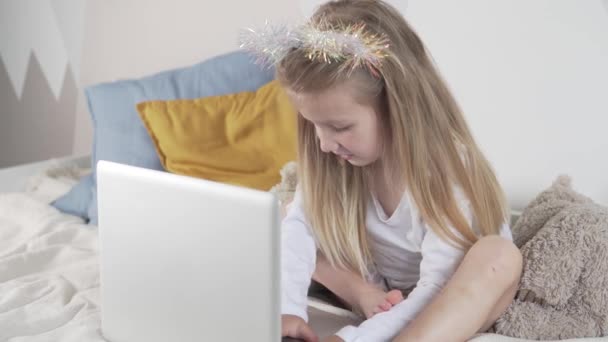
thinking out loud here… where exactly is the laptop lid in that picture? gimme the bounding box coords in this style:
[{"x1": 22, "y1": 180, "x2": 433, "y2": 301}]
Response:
[{"x1": 97, "y1": 161, "x2": 280, "y2": 342}]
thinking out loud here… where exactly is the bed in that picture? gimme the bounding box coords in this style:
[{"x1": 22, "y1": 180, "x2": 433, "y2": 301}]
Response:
[{"x1": 1, "y1": 155, "x2": 606, "y2": 342}]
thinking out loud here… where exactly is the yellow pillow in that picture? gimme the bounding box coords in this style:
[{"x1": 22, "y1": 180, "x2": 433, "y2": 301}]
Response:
[{"x1": 137, "y1": 80, "x2": 297, "y2": 191}]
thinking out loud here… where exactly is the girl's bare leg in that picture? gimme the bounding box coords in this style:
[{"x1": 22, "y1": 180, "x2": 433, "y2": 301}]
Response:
[{"x1": 395, "y1": 235, "x2": 522, "y2": 342}]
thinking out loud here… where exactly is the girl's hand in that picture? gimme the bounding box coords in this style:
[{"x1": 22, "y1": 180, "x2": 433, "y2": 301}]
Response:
[
  {"x1": 322, "y1": 335, "x2": 345, "y2": 342},
  {"x1": 282, "y1": 314, "x2": 319, "y2": 342}
]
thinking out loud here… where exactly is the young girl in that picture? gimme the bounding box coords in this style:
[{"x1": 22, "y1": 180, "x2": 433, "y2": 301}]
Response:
[{"x1": 245, "y1": 0, "x2": 522, "y2": 341}]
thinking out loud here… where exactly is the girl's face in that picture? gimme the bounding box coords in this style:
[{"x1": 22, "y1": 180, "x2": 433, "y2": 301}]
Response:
[{"x1": 288, "y1": 83, "x2": 383, "y2": 167}]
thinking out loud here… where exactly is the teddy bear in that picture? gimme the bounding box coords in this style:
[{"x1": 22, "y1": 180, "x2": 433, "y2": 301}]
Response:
[
  {"x1": 494, "y1": 176, "x2": 608, "y2": 339},
  {"x1": 269, "y1": 161, "x2": 298, "y2": 218}
]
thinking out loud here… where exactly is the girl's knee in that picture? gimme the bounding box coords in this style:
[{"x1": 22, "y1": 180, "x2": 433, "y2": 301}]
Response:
[{"x1": 469, "y1": 236, "x2": 523, "y2": 286}]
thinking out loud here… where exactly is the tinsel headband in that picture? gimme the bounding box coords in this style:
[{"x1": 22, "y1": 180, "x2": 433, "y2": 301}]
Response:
[{"x1": 239, "y1": 20, "x2": 390, "y2": 77}]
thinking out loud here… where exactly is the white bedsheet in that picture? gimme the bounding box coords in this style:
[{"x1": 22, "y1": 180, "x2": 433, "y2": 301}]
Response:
[
  {"x1": 0, "y1": 170, "x2": 104, "y2": 341},
  {"x1": 0, "y1": 162, "x2": 604, "y2": 342}
]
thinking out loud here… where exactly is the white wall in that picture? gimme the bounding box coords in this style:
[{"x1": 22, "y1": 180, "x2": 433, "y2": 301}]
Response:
[
  {"x1": 402, "y1": 0, "x2": 608, "y2": 209},
  {"x1": 298, "y1": 0, "x2": 408, "y2": 17}
]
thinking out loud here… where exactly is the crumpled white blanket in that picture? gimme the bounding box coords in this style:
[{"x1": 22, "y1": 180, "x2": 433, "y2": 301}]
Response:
[{"x1": 0, "y1": 164, "x2": 107, "y2": 342}]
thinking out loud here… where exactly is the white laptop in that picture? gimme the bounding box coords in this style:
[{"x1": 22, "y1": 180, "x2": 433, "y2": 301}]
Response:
[{"x1": 97, "y1": 161, "x2": 360, "y2": 342}]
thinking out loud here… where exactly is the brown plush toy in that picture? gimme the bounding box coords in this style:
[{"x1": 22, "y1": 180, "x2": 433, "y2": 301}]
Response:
[
  {"x1": 269, "y1": 161, "x2": 297, "y2": 218},
  {"x1": 495, "y1": 176, "x2": 608, "y2": 339}
]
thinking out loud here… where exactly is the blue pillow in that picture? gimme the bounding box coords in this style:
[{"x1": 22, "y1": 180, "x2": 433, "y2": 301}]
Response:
[
  {"x1": 52, "y1": 174, "x2": 93, "y2": 218},
  {"x1": 52, "y1": 50, "x2": 275, "y2": 225}
]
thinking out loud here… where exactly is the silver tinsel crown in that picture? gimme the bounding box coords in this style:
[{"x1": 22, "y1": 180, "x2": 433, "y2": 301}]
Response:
[{"x1": 239, "y1": 20, "x2": 390, "y2": 77}]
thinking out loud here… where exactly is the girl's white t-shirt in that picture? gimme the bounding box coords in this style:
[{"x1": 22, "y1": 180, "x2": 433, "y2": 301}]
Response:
[{"x1": 281, "y1": 186, "x2": 512, "y2": 342}]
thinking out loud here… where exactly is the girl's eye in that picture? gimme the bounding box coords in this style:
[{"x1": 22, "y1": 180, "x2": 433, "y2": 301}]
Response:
[{"x1": 333, "y1": 125, "x2": 352, "y2": 132}]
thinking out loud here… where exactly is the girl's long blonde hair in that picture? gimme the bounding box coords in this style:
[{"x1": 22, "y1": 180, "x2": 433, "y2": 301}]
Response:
[{"x1": 276, "y1": 0, "x2": 509, "y2": 276}]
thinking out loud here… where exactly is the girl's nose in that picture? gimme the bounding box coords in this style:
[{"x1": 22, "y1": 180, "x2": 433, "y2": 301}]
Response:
[{"x1": 317, "y1": 130, "x2": 337, "y2": 153}]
